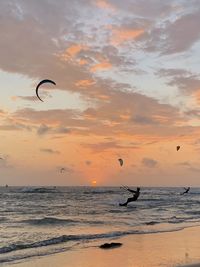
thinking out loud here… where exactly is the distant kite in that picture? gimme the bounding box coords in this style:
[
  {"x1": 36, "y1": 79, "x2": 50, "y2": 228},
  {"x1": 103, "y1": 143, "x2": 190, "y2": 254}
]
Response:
[
  {"x1": 118, "y1": 158, "x2": 123, "y2": 166},
  {"x1": 36, "y1": 79, "x2": 56, "y2": 102},
  {"x1": 60, "y1": 168, "x2": 65, "y2": 173},
  {"x1": 176, "y1": 146, "x2": 180, "y2": 151}
]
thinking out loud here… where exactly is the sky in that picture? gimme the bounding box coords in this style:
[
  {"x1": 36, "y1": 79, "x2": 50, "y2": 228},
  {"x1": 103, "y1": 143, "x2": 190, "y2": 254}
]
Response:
[{"x1": 1, "y1": 0, "x2": 200, "y2": 186}]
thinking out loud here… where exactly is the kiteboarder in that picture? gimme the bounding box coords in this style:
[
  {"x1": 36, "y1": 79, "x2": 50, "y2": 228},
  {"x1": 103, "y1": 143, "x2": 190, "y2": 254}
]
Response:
[
  {"x1": 180, "y1": 187, "x2": 190, "y2": 195},
  {"x1": 119, "y1": 186, "x2": 141, "y2": 206}
]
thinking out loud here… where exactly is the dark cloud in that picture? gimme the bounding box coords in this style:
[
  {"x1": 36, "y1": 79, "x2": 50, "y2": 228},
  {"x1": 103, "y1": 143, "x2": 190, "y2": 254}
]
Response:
[
  {"x1": 37, "y1": 124, "x2": 50, "y2": 135},
  {"x1": 109, "y1": 0, "x2": 178, "y2": 18},
  {"x1": 15, "y1": 96, "x2": 37, "y2": 102},
  {"x1": 83, "y1": 141, "x2": 139, "y2": 153},
  {"x1": 14, "y1": 91, "x2": 52, "y2": 102},
  {"x1": 141, "y1": 4, "x2": 200, "y2": 55},
  {"x1": 185, "y1": 109, "x2": 200, "y2": 118},
  {"x1": 177, "y1": 161, "x2": 191, "y2": 167},
  {"x1": 142, "y1": 157, "x2": 158, "y2": 168},
  {"x1": 40, "y1": 148, "x2": 60, "y2": 154},
  {"x1": 157, "y1": 68, "x2": 200, "y2": 94},
  {"x1": 36, "y1": 124, "x2": 71, "y2": 136},
  {"x1": 162, "y1": 9, "x2": 200, "y2": 55},
  {"x1": 177, "y1": 161, "x2": 200, "y2": 173},
  {"x1": 0, "y1": 123, "x2": 32, "y2": 131},
  {"x1": 85, "y1": 160, "x2": 92, "y2": 165},
  {"x1": 55, "y1": 127, "x2": 71, "y2": 134},
  {"x1": 132, "y1": 115, "x2": 159, "y2": 125},
  {"x1": 188, "y1": 166, "x2": 200, "y2": 172}
]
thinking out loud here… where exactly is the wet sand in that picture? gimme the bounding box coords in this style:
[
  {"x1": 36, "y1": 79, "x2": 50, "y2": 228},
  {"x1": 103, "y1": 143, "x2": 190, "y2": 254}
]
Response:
[{"x1": 12, "y1": 226, "x2": 200, "y2": 267}]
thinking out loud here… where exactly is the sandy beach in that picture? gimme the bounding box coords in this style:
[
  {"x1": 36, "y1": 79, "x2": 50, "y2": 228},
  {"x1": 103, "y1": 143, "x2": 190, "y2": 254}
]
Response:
[{"x1": 11, "y1": 225, "x2": 200, "y2": 267}]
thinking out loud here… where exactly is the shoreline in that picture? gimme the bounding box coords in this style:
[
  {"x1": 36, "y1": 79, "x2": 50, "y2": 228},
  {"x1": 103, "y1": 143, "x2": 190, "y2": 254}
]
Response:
[{"x1": 9, "y1": 225, "x2": 200, "y2": 267}]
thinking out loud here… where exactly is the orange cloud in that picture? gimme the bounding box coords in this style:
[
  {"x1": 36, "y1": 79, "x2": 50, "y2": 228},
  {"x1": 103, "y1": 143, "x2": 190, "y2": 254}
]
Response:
[
  {"x1": 10, "y1": 96, "x2": 18, "y2": 101},
  {"x1": 78, "y1": 59, "x2": 88, "y2": 65},
  {"x1": 95, "y1": 0, "x2": 116, "y2": 11},
  {"x1": 119, "y1": 112, "x2": 131, "y2": 121},
  {"x1": 59, "y1": 44, "x2": 88, "y2": 61},
  {"x1": 194, "y1": 90, "x2": 200, "y2": 104},
  {"x1": 96, "y1": 94, "x2": 110, "y2": 100},
  {"x1": 152, "y1": 115, "x2": 170, "y2": 124},
  {"x1": 111, "y1": 28, "x2": 144, "y2": 45},
  {"x1": 90, "y1": 61, "x2": 112, "y2": 72},
  {"x1": 67, "y1": 44, "x2": 84, "y2": 57},
  {"x1": 75, "y1": 79, "x2": 96, "y2": 87},
  {"x1": 0, "y1": 109, "x2": 6, "y2": 117}
]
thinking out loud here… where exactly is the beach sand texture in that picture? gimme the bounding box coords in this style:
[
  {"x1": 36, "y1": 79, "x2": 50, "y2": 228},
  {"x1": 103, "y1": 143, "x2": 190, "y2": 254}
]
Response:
[{"x1": 12, "y1": 226, "x2": 200, "y2": 267}]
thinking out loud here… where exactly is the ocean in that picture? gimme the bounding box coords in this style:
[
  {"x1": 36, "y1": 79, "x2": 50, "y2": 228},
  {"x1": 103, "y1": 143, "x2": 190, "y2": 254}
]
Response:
[{"x1": 0, "y1": 186, "x2": 200, "y2": 265}]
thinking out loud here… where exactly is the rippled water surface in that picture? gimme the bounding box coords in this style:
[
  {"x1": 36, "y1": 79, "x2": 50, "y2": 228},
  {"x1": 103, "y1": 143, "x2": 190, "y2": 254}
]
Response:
[{"x1": 0, "y1": 186, "x2": 200, "y2": 264}]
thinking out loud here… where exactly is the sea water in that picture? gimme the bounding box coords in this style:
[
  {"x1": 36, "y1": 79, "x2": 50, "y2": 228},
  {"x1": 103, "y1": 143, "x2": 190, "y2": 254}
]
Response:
[{"x1": 0, "y1": 186, "x2": 200, "y2": 265}]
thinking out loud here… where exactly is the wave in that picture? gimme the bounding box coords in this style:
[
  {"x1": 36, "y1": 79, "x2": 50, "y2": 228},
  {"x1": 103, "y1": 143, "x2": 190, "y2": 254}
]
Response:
[
  {"x1": 0, "y1": 217, "x2": 7, "y2": 222},
  {"x1": 0, "y1": 227, "x2": 187, "y2": 255},
  {"x1": 0, "y1": 246, "x2": 68, "y2": 264},
  {"x1": 22, "y1": 217, "x2": 77, "y2": 226},
  {"x1": 109, "y1": 206, "x2": 137, "y2": 213},
  {"x1": 145, "y1": 221, "x2": 160, "y2": 225},
  {"x1": 21, "y1": 217, "x2": 105, "y2": 226},
  {"x1": 83, "y1": 190, "x2": 116, "y2": 194},
  {"x1": 108, "y1": 209, "x2": 123, "y2": 213},
  {"x1": 185, "y1": 210, "x2": 200, "y2": 216},
  {"x1": 168, "y1": 218, "x2": 185, "y2": 224},
  {"x1": 21, "y1": 187, "x2": 58, "y2": 193}
]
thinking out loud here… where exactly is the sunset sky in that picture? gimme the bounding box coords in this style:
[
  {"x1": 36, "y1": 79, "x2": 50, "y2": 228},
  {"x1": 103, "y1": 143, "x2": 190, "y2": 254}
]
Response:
[{"x1": 1, "y1": 0, "x2": 200, "y2": 186}]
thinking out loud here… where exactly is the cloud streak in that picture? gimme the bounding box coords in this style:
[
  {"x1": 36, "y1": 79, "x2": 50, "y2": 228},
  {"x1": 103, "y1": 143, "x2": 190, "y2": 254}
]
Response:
[{"x1": 40, "y1": 148, "x2": 60, "y2": 154}]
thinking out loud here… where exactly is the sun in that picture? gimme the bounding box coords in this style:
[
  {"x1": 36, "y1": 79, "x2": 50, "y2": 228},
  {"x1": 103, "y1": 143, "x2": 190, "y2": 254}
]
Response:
[{"x1": 91, "y1": 180, "x2": 97, "y2": 186}]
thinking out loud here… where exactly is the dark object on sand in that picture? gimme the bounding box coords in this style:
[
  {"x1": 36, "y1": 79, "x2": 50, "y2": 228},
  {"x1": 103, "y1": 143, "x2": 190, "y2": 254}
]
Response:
[
  {"x1": 36, "y1": 79, "x2": 56, "y2": 102},
  {"x1": 99, "y1": 242, "x2": 122, "y2": 249}
]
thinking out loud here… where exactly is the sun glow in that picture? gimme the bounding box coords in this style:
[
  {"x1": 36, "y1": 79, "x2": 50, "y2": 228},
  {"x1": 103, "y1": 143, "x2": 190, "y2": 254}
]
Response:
[{"x1": 91, "y1": 180, "x2": 97, "y2": 186}]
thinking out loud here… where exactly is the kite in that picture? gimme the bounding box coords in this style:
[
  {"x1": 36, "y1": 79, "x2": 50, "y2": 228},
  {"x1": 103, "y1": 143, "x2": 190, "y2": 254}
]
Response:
[
  {"x1": 118, "y1": 158, "x2": 123, "y2": 166},
  {"x1": 36, "y1": 79, "x2": 56, "y2": 102}
]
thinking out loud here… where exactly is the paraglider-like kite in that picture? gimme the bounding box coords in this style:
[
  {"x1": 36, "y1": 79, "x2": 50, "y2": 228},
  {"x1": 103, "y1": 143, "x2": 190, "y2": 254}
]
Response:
[
  {"x1": 60, "y1": 168, "x2": 65, "y2": 173},
  {"x1": 36, "y1": 79, "x2": 56, "y2": 102},
  {"x1": 118, "y1": 158, "x2": 123, "y2": 166},
  {"x1": 176, "y1": 146, "x2": 180, "y2": 151}
]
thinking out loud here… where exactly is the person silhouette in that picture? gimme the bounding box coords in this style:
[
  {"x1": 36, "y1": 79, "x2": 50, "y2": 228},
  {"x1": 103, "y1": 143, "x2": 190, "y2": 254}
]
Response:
[
  {"x1": 180, "y1": 187, "x2": 190, "y2": 195},
  {"x1": 119, "y1": 187, "x2": 140, "y2": 206}
]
